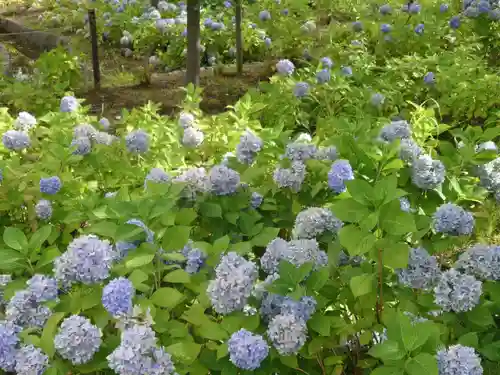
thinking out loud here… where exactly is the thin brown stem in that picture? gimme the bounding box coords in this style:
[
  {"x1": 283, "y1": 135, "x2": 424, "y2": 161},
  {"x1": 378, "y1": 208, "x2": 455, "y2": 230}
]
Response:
[
  {"x1": 295, "y1": 367, "x2": 310, "y2": 375},
  {"x1": 316, "y1": 354, "x2": 326, "y2": 375}
]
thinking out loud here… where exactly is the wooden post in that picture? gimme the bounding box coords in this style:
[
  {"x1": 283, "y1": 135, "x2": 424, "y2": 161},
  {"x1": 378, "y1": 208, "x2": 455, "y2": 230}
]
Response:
[
  {"x1": 235, "y1": 0, "x2": 243, "y2": 75},
  {"x1": 185, "y1": 0, "x2": 201, "y2": 86},
  {"x1": 88, "y1": 9, "x2": 101, "y2": 90}
]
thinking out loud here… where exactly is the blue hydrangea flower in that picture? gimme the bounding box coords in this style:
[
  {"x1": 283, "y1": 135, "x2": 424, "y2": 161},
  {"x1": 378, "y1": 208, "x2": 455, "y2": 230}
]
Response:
[
  {"x1": 400, "y1": 138, "x2": 423, "y2": 162},
  {"x1": 14, "y1": 112, "x2": 37, "y2": 132},
  {"x1": 35, "y1": 199, "x2": 52, "y2": 220},
  {"x1": 15, "y1": 345, "x2": 48, "y2": 375},
  {"x1": 0, "y1": 321, "x2": 21, "y2": 372},
  {"x1": 54, "y1": 235, "x2": 115, "y2": 286},
  {"x1": 0, "y1": 275, "x2": 11, "y2": 305},
  {"x1": 208, "y1": 165, "x2": 240, "y2": 196},
  {"x1": 316, "y1": 69, "x2": 331, "y2": 84},
  {"x1": 341, "y1": 66, "x2": 353, "y2": 76},
  {"x1": 260, "y1": 238, "x2": 290, "y2": 274},
  {"x1": 250, "y1": 192, "x2": 263, "y2": 209},
  {"x1": 328, "y1": 159, "x2": 354, "y2": 193},
  {"x1": 173, "y1": 167, "x2": 209, "y2": 199},
  {"x1": 380, "y1": 4, "x2": 392, "y2": 14},
  {"x1": 396, "y1": 247, "x2": 440, "y2": 290},
  {"x1": 182, "y1": 126, "x2": 204, "y2": 148},
  {"x1": 276, "y1": 59, "x2": 294, "y2": 76},
  {"x1": 320, "y1": 57, "x2": 333, "y2": 69},
  {"x1": 380, "y1": 23, "x2": 392, "y2": 33},
  {"x1": 125, "y1": 129, "x2": 150, "y2": 154},
  {"x1": 399, "y1": 197, "x2": 411, "y2": 212},
  {"x1": 26, "y1": 274, "x2": 58, "y2": 302},
  {"x1": 236, "y1": 131, "x2": 263, "y2": 164},
  {"x1": 99, "y1": 117, "x2": 111, "y2": 130},
  {"x1": 371, "y1": 93, "x2": 385, "y2": 107},
  {"x1": 424, "y1": 72, "x2": 435, "y2": 84},
  {"x1": 94, "y1": 132, "x2": 116, "y2": 146},
  {"x1": 476, "y1": 141, "x2": 497, "y2": 153},
  {"x1": 434, "y1": 269, "x2": 482, "y2": 312},
  {"x1": 273, "y1": 161, "x2": 306, "y2": 192},
  {"x1": 74, "y1": 124, "x2": 97, "y2": 139},
  {"x1": 440, "y1": 3, "x2": 449, "y2": 12},
  {"x1": 71, "y1": 137, "x2": 92, "y2": 155},
  {"x1": 379, "y1": 120, "x2": 412, "y2": 143},
  {"x1": 280, "y1": 296, "x2": 317, "y2": 321},
  {"x1": 433, "y1": 203, "x2": 475, "y2": 236},
  {"x1": 315, "y1": 146, "x2": 338, "y2": 161},
  {"x1": 2, "y1": 130, "x2": 30, "y2": 151},
  {"x1": 293, "y1": 207, "x2": 343, "y2": 239},
  {"x1": 415, "y1": 23, "x2": 425, "y2": 35},
  {"x1": 228, "y1": 329, "x2": 269, "y2": 370},
  {"x1": 54, "y1": 315, "x2": 102, "y2": 365},
  {"x1": 259, "y1": 10, "x2": 271, "y2": 21},
  {"x1": 207, "y1": 253, "x2": 258, "y2": 314},
  {"x1": 5, "y1": 290, "x2": 51, "y2": 328},
  {"x1": 60, "y1": 96, "x2": 79, "y2": 112},
  {"x1": 178, "y1": 112, "x2": 195, "y2": 129},
  {"x1": 450, "y1": 15, "x2": 461, "y2": 28},
  {"x1": 285, "y1": 142, "x2": 317, "y2": 161},
  {"x1": 102, "y1": 277, "x2": 135, "y2": 317},
  {"x1": 264, "y1": 37, "x2": 272, "y2": 47},
  {"x1": 477, "y1": 158, "x2": 500, "y2": 193},
  {"x1": 352, "y1": 21, "x2": 363, "y2": 31},
  {"x1": 145, "y1": 168, "x2": 170, "y2": 188},
  {"x1": 184, "y1": 248, "x2": 206, "y2": 274},
  {"x1": 409, "y1": 3, "x2": 421, "y2": 13},
  {"x1": 454, "y1": 244, "x2": 500, "y2": 281},
  {"x1": 293, "y1": 82, "x2": 309, "y2": 98},
  {"x1": 267, "y1": 313, "x2": 307, "y2": 355},
  {"x1": 437, "y1": 345, "x2": 483, "y2": 375},
  {"x1": 40, "y1": 176, "x2": 62, "y2": 195},
  {"x1": 411, "y1": 155, "x2": 446, "y2": 190}
]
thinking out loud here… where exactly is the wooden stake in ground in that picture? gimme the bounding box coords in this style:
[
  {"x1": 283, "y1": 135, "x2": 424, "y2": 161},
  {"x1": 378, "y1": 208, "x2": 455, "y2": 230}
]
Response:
[
  {"x1": 235, "y1": 0, "x2": 243, "y2": 75},
  {"x1": 88, "y1": 9, "x2": 101, "y2": 90},
  {"x1": 185, "y1": 0, "x2": 201, "y2": 86}
]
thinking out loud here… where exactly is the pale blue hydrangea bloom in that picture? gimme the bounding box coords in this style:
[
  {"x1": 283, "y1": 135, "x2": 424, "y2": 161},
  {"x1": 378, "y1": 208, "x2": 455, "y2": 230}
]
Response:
[
  {"x1": 2, "y1": 130, "x2": 30, "y2": 151},
  {"x1": 352, "y1": 21, "x2": 363, "y2": 31},
  {"x1": 281, "y1": 296, "x2": 317, "y2": 321},
  {"x1": 54, "y1": 235, "x2": 115, "y2": 286},
  {"x1": 437, "y1": 345, "x2": 483, "y2": 375},
  {"x1": 450, "y1": 15, "x2": 461, "y2": 29},
  {"x1": 26, "y1": 274, "x2": 58, "y2": 302},
  {"x1": 208, "y1": 165, "x2": 240, "y2": 196},
  {"x1": 182, "y1": 126, "x2": 204, "y2": 148},
  {"x1": 55, "y1": 315, "x2": 102, "y2": 365},
  {"x1": 99, "y1": 117, "x2": 111, "y2": 130},
  {"x1": 102, "y1": 278, "x2": 135, "y2": 317},
  {"x1": 379, "y1": 120, "x2": 412, "y2": 143},
  {"x1": 454, "y1": 244, "x2": 500, "y2": 281},
  {"x1": 476, "y1": 157, "x2": 500, "y2": 193},
  {"x1": 14, "y1": 112, "x2": 37, "y2": 132},
  {"x1": 74, "y1": 123, "x2": 97, "y2": 139},
  {"x1": 5, "y1": 290, "x2": 51, "y2": 328},
  {"x1": 260, "y1": 238, "x2": 290, "y2": 274},
  {"x1": 411, "y1": 155, "x2": 446, "y2": 190},
  {"x1": 207, "y1": 252, "x2": 258, "y2": 314},
  {"x1": 341, "y1": 66, "x2": 353, "y2": 76},
  {"x1": 399, "y1": 197, "x2": 411, "y2": 212},
  {"x1": 415, "y1": 23, "x2": 424, "y2": 35},
  {"x1": 433, "y1": 203, "x2": 475, "y2": 236},
  {"x1": 40, "y1": 176, "x2": 62, "y2": 195},
  {"x1": 476, "y1": 141, "x2": 497, "y2": 153},
  {"x1": 440, "y1": 2, "x2": 449, "y2": 11},
  {"x1": 434, "y1": 269, "x2": 482, "y2": 312},
  {"x1": 285, "y1": 143, "x2": 317, "y2": 161},
  {"x1": 293, "y1": 82, "x2": 309, "y2": 98},
  {"x1": 424, "y1": 72, "x2": 435, "y2": 84},
  {"x1": 35, "y1": 199, "x2": 52, "y2": 220},
  {"x1": 293, "y1": 207, "x2": 343, "y2": 239},
  {"x1": 173, "y1": 167, "x2": 209, "y2": 199},
  {"x1": 145, "y1": 168, "x2": 170, "y2": 188},
  {"x1": 396, "y1": 247, "x2": 440, "y2": 290},
  {"x1": 380, "y1": 23, "x2": 391, "y2": 33},
  {"x1": 60, "y1": 96, "x2": 79, "y2": 112},
  {"x1": 228, "y1": 329, "x2": 269, "y2": 370},
  {"x1": 328, "y1": 159, "x2": 354, "y2": 193},
  {"x1": 94, "y1": 132, "x2": 117, "y2": 145},
  {"x1": 267, "y1": 313, "x2": 307, "y2": 355},
  {"x1": 320, "y1": 57, "x2": 333, "y2": 69},
  {"x1": 380, "y1": 4, "x2": 392, "y2": 14},
  {"x1": 260, "y1": 293, "x2": 286, "y2": 321},
  {"x1": 400, "y1": 138, "x2": 422, "y2": 162},
  {"x1": 251, "y1": 192, "x2": 263, "y2": 209},
  {"x1": 409, "y1": 2, "x2": 421, "y2": 13},
  {"x1": 181, "y1": 243, "x2": 206, "y2": 274},
  {"x1": 15, "y1": 345, "x2": 48, "y2": 375},
  {"x1": 0, "y1": 321, "x2": 21, "y2": 372},
  {"x1": 125, "y1": 129, "x2": 150, "y2": 154},
  {"x1": 259, "y1": 10, "x2": 271, "y2": 20},
  {"x1": 71, "y1": 137, "x2": 92, "y2": 155},
  {"x1": 276, "y1": 59, "x2": 295, "y2": 76},
  {"x1": 371, "y1": 93, "x2": 385, "y2": 107},
  {"x1": 316, "y1": 69, "x2": 331, "y2": 84},
  {"x1": 236, "y1": 131, "x2": 263, "y2": 164},
  {"x1": 178, "y1": 112, "x2": 195, "y2": 129},
  {"x1": 0, "y1": 275, "x2": 12, "y2": 305}
]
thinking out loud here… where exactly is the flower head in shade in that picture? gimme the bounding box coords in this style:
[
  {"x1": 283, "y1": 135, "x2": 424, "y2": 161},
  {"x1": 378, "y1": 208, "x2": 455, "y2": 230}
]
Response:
[
  {"x1": 260, "y1": 238, "x2": 290, "y2": 274},
  {"x1": 371, "y1": 93, "x2": 385, "y2": 107},
  {"x1": 280, "y1": 296, "x2": 317, "y2": 321},
  {"x1": 440, "y1": 3, "x2": 449, "y2": 12},
  {"x1": 450, "y1": 15, "x2": 461, "y2": 28},
  {"x1": 380, "y1": 23, "x2": 392, "y2": 33},
  {"x1": 276, "y1": 59, "x2": 295, "y2": 76},
  {"x1": 228, "y1": 329, "x2": 269, "y2": 370},
  {"x1": 54, "y1": 315, "x2": 102, "y2": 365},
  {"x1": 2, "y1": 130, "x2": 30, "y2": 151},
  {"x1": 352, "y1": 21, "x2": 363, "y2": 31},
  {"x1": 71, "y1": 137, "x2": 92, "y2": 155},
  {"x1": 341, "y1": 66, "x2": 353, "y2": 76},
  {"x1": 273, "y1": 162, "x2": 306, "y2": 192},
  {"x1": 182, "y1": 126, "x2": 204, "y2": 148},
  {"x1": 259, "y1": 10, "x2": 271, "y2": 21},
  {"x1": 184, "y1": 248, "x2": 206, "y2": 274},
  {"x1": 409, "y1": 3, "x2": 421, "y2": 13},
  {"x1": 400, "y1": 138, "x2": 422, "y2": 162},
  {"x1": 293, "y1": 82, "x2": 309, "y2": 98},
  {"x1": 15, "y1": 345, "x2": 48, "y2": 375},
  {"x1": 379, "y1": 120, "x2": 412, "y2": 143},
  {"x1": 320, "y1": 57, "x2": 333, "y2": 69},
  {"x1": 434, "y1": 269, "x2": 482, "y2": 312},
  {"x1": 424, "y1": 71, "x2": 435, "y2": 84},
  {"x1": 125, "y1": 129, "x2": 150, "y2": 154},
  {"x1": 437, "y1": 345, "x2": 483, "y2": 375},
  {"x1": 454, "y1": 244, "x2": 500, "y2": 281},
  {"x1": 13, "y1": 112, "x2": 37, "y2": 132},
  {"x1": 39, "y1": 176, "x2": 62, "y2": 195},
  {"x1": 293, "y1": 207, "x2": 343, "y2": 239},
  {"x1": 0, "y1": 321, "x2": 21, "y2": 372},
  {"x1": 433, "y1": 203, "x2": 475, "y2": 236},
  {"x1": 208, "y1": 165, "x2": 240, "y2": 196},
  {"x1": 328, "y1": 159, "x2": 354, "y2": 193},
  {"x1": 250, "y1": 192, "x2": 263, "y2": 209},
  {"x1": 415, "y1": 23, "x2": 425, "y2": 35},
  {"x1": 396, "y1": 247, "x2": 440, "y2": 290},
  {"x1": 60, "y1": 96, "x2": 79, "y2": 112},
  {"x1": 35, "y1": 199, "x2": 52, "y2": 220},
  {"x1": 5, "y1": 290, "x2": 51, "y2": 329},
  {"x1": 380, "y1": 4, "x2": 392, "y2": 14},
  {"x1": 102, "y1": 277, "x2": 135, "y2": 317},
  {"x1": 316, "y1": 69, "x2": 331, "y2": 84},
  {"x1": 267, "y1": 313, "x2": 307, "y2": 355},
  {"x1": 411, "y1": 155, "x2": 445, "y2": 190},
  {"x1": 285, "y1": 142, "x2": 317, "y2": 162},
  {"x1": 236, "y1": 131, "x2": 263, "y2": 164}
]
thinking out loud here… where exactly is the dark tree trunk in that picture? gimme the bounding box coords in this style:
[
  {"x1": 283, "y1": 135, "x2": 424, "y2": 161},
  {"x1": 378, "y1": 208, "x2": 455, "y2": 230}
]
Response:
[
  {"x1": 185, "y1": 0, "x2": 201, "y2": 86},
  {"x1": 235, "y1": 0, "x2": 243, "y2": 75}
]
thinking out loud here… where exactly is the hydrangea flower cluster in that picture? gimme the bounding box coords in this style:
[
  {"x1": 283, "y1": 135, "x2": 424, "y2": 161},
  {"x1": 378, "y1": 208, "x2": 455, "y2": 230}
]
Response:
[
  {"x1": 411, "y1": 155, "x2": 446, "y2": 190},
  {"x1": 328, "y1": 159, "x2": 354, "y2": 193},
  {"x1": 208, "y1": 165, "x2": 240, "y2": 195},
  {"x1": 437, "y1": 345, "x2": 483, "y2": 375},
  {"x1": 207, "y1": 252, "x2": 258, "y2": 314},
  {"x1": 433, "y1": 203, "x2": 475, "y2": 236},
  {"x1": 250, "y1": 192, "x2": 264, "y2": 209},
  {"x1": 13, "y1": 112, "x2": 37, "y2": 132},
  {"x1": 125, "y1": 129, "x2": 150, "y2": 154},
  {"x1": 476, "y1": 157, "x2": 500, "y2": 194},
  {"x1": 396, "y1": 247, "x2": 441, "y2": 290},
  {"x1": 267, "y1": 313, "x2": 307, "y2": 355},
  {"x1": 60, "y1": 96, "x2": 79, "y2": 112},
  {"x1": 35, "y1": 199, "x2": 52, "y2": 220},
  {"x1": 0, "y1": 275, "x2": 12, "y2": 305},
  {"x1": 144, "y1": 168, "x2": 170, "y2": 188},
  {"x1": 40, "y1": 176, "x2": 62, "y2": 195},
  {"x1": 54, "y1": 235, "x2": 115, "y2": 286},
  {"x1": 454, "y1": 244, "x2": 500, "y2": 281},
  {"x1": 293, "y1": 207, "x2": 343, "y2": 239},
  {"x1": 315, "y1": 146, "x2": 338, "y2": 161},
  {"x1": 2, "y1": 130, "x2": 31, "y2": 151},
  {"x1": 285, "y1": 142, "x2": 317, "y2": 161},
  {"x1": 54, "y1": 315, "x2": 102, "y2": 365},
  {"x1": 178, "y1": 112, "x2": 195, "y2": 129},
  {"x1": 173, "y1": 167, "x2": 209, "y2": 199},
  {"x1": 227, "y1": 329, "x2": 269, "y2": 370},
  {"x1": 181, "y1": 241, "x2": 206, "y2": 274},
  {"x1": 276, "y1": 59, "x2": 295, "y2": 76},
  {"x1": 182, "y1": 125, "x2": 204, "y2": 148},
  {"x1": 379, "y1": 120, "x2": 412, "y2": 143},
  {"x1": 0, "y1": 321, "x2": 21, "y2": 372},
  {"x1": 15, "y1": 345, "x2": 48, "y2": 375},
  {"x1": 434, "y1": 269, "x2": 482, "y2": 312},
  {"x1": 273, "y1": 161, "x2": 306, "y2": 192},
  {"x1": 236, "y1": 130, "x2": 263, "y2": 164},
  {"x1": 102, "y1": 277, "x2": 135, "y2": 317}
]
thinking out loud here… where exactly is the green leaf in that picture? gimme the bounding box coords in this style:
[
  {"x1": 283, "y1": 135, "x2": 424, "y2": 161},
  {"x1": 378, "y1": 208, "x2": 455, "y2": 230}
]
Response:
[
  {"x1": 29, "y1": 225, "x2": 52, "y2": 251},
  {"x1": 467, "y1": 305, "x2": 494, "y2": 327},
  {"x1": 3, "y1": 227, "x2": 28, "y2": 253},
  {"x1": 405, "y1": 353, "x2": 438, "y2": 375},
  {"x1": 330, "y1": 198, "x2": 371, "y2": 223},
  {"x1": 306, "y1": 267, "x2": 329, "y2": 291},
  {"x1": 370, "y1": 366, "x2": 404, "y2": 375},
  {"x1": 217, "y1": 343, "x2": 229, "y2": 359},
  {"x1": 308, "y1": 314, "x2": 331, "y2": 336},
  {"x1": 398, "y1": 312, "x2": 431, "y2": 353},
  {"x1": 40, "y1": 312, "x2": 65, "y2": 358},
  {"x1": 36, "y1": 246, "x2": 61, "y2": 269},
  {"x1": 85, "y1": 221, "x2": 117, "y2": 238},
  {"x1": 480, "y1": 341, "x2": 500, "y2": 361},
  {"x1": 373, "y1": 174, "x2": 398, "y2": 206},
  {"x1": 200, "y1": 203, "x2": 222, "y2": 218},
  {"x1": 251, "y1": 227, "x2": 280, "y2": 247},
  {"x1": 175, "y1": 208, "x2": 198, "y2": 225},
  {"x1": 350, "y1": 274, "x2": 374, "y2": 297},
  {"x1": 279, "y1": 261, "x2": 313, "y2": 286},
  {"x1": 125, "y1": 253, "x2": 155, "y2": 269},
  {"x1": 379, "y1": 200, "x2": 416, "y2": 236},
  {"x1": 166, "y1": 341, "x2": 201, "y2": 365},
  {"x1": 164, "y1": 269, "x2": 191, "y2": 284},
  {"x1": 115, "y1": 223, "x2": 147, "y2": 242},
  {"x1": 280, "y1": 355, "x2": 298, "y2": 368},
  {"x1": 196, "y1": 320, "x2": 228, "y2": 340},
  {"x1": 339, "y1": 225, "x2": 376, "y2": 256},
  {"x1": 458, "y1": 332, "x2": 479, "y2": 349},
  {"x1": 345, "y1": 179, "x2": 374, "y2": 205},
  {"x1": 0, "y1": 248, "x2": 24, "y2": 271},
  {"x1": 212, "y1": 235, "x2": 230, "y2": 254},
  {"x1": 151, "y1": 287, "x2": 185, "y2": 309},
  {"x1": 162, "y1": 226, "x2": 191, "y2": 250},
  {"x1": 368, "y1": 340, "x2": 405, "y2": 362},
  {"x1": 382, "y1": 241, "x2": 409, "y2": 269}
]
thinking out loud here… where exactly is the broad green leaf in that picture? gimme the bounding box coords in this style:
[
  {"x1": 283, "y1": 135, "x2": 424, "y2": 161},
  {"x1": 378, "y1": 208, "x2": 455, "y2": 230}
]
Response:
[
  {"x1": 279, "y1": 261, "x2": 313, "y2": 287},
  {"x1": 379, "y1": 200, "x2": 416, "y2": 236},
  {"x1": 251, "y1": 227, "x2": 280, "y2": 247},
  {"x1": 175, "y1": 208, "x2": 198, "y2": 225},
  {"x1": 166, "y1": 341, "x2": 201, "y2": 365},
  {"x1": 162, "y1": 226, "x2": 191, "y2": 250},
  {"x1": 125, "y1": 253, "x2": 155, "y2": 269},
  {"x1": 458, "y1": 332, "x2": 479, "y2": 349},
  {"x1": 350, "y1": 274, "x2": 374, "y2": 297},
  {"x1": 36, "y1": 246, "x2": 61, "y2": 269},
  {"x1": 368, "y1": 340, "x2": 405, "y2": 362},
  {"x1": 308, "y1": 314, "x2": 331, "y2": 336},
  {"x1": 405, "y1": 353, "x2": 438, "y2": 375},
  {"x1": 370, "y1": 366, "x2": 404, "y2": 375},
  {"x1": 306, "y1": 266, "x2": 329, "y2": 291},
  {"x1": 398, "y1": 312, "x2": 430, "y2": 352},
  {"x1": 330, "y1": 198, "x2": 371, "y2": 223},
  {"x1": 128, "y1": 269, "x2": 149, "y2": 287},
  {"x1": 373, "y1": 174, "x2": 398, "y2": 205},
  {"x1": 381, "y1": 240, "x2": 409, "y2": 269},
  {"x1": 467, "y1": 305, "x2": 494, "y2": 327},
  {"x1": 115, "y1": 224, "x2": 147, "y2": 242},
  {"x1": 345, "y1": 179, "x2": 374, "y2": 205},
  {"x1": 212, "y1": 235, "x2": 230, "y2": 254},
  {"x1": 480, "y1": 341, "x2": 500, "y2": 361},
  {"x1": 182, "y1": 304, "x2": 211, "y2": 326},
  {"x1": 196, "y1": 320, "x2": 228, "y2": 340},
  {"x1": 217, "y1": 343, "x2": 229, "y2": 359},
  {"x1": 85, "y1": 221, "x2": 117, "y2": 239},
  {"x1": 29, "y1": 225, "x2": 52, "y2": 251},
  {"x1": 40, "y1": 312, "x2": 65, "y2": 358},
  {"x1": 3, "y1": 227, "x2": 28, "y2": 253},
  {"x1": 164, "y1": 269, "x2": 191, "y2": 284},
  {"x1": 0, "y1": 248, "x2": 24, "y2": 271},
  {"x1": 151, "y1": 287, "x2": 185, "y2": 309},
  {"x1": 339, "y1": 225, "x2": 376, "y2": 256},
  {"x1": 200, "y1": 203, "x2": 222, "y2": 218},
  {"x1": 280, "y1": 355, "x2": 298, "y2": 368}
]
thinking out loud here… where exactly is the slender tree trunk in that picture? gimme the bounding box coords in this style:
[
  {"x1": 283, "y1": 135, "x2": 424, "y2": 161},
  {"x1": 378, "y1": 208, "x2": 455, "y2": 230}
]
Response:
[
  {"x1": 235, "y1": 0, "x2": 243, "y2": 75},
  {"x1": 186, "y1": 0, "x2": 201, "y2": 86}
]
